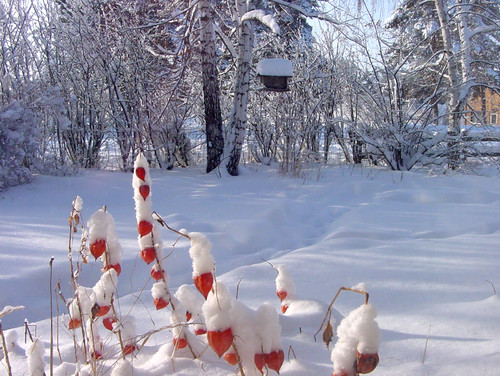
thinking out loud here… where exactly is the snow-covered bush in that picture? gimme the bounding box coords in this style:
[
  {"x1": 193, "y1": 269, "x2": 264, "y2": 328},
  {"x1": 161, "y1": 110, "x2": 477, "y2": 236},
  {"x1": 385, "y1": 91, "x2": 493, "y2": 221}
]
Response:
[{"x1": 0, "y1": 101, "x2": 40, "y2": 191}]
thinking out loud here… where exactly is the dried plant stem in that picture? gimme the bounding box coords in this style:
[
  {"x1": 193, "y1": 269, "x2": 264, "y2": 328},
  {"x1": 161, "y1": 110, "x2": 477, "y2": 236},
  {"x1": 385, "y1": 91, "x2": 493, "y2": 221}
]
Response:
[
  {"x1": 24, "y1": 319, "x2": 34, "y2": 342},
  {"x1": 49, "y1": 257, "x2": 54, "y2": 376},
  {"x1": 231, "y1": 343, "x2": 246, "y2": 376},
  {"x1": 314, "y1": 286, "x2": 369, "y2": 342},
  {"x1": 153, "y1": 211, "x2": 191, "y2": 240},
  {"x1": 88, "y1": 323, "x2": 98, "y2": 376},
  {"x1": 422, "y1": 324, "x2": 431, "y2": 364},
  {"x1": 0, "y1": 320, "x2": 13, "y2": 376},
  {"x1": 55, "y1": 285, "x2": 63, "y2": 364},
  {"x1": 110, "y1": 302, "x2": 125, "y2": 360},
  {"x1": 149, "y1": 212, "x2": 199, "y2": 359},
  {"x1": 287, "y1": 345, "x2": 297, "y2": 361},
  {"x1": 486, "y1": 280, "x2": 497, "y2": 295},
  {"x1": 68, "y1": 199, "x2": 88, "y2": 364}
]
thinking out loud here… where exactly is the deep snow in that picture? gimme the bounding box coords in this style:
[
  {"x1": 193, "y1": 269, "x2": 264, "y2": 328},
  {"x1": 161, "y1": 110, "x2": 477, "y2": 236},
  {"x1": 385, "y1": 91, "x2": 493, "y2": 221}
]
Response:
[{"x1": 0, "y1": 164, "x2": 499, "y2": 375}]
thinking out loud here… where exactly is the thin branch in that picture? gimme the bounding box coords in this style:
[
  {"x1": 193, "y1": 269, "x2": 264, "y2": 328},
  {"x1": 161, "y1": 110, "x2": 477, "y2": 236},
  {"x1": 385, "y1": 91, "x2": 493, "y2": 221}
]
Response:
[
  {"x1": 314, "y1": 286, "x2": 369, "y2": 342},
  {"x1": 152, "y1": 211, "x2": 191, "y2": 240}
]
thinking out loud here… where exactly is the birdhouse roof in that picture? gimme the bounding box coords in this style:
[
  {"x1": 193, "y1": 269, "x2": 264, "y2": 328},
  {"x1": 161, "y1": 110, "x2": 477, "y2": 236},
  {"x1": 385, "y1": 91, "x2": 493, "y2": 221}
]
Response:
[{"x1": 256, "y1": 58, "x2": 293, "y2": 77}]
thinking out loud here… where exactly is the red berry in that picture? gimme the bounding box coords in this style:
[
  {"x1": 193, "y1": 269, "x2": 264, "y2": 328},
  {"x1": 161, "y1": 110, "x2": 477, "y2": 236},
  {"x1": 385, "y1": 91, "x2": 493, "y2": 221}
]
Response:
[
  {"x1": 96, "y1": 305, "x2": 110, "y2": 317},
  {"x1": 173, "y1": 337, "x2": 188, "y2": 349},
  {"x1": 276, "y1": 290, "x2": 288, "y2": 301},
  {"x1": 68, "y1": 318, "x2": 81, "y2": 330},
  {"x1": 104, "y1": 263, "x2": 121, "y2": 276},
  {"x1": 123, "y1": 344, "x2": 136, "y2": 355},
  {"x1": 137, "y1": 220, "x2": 153, "y2": 237},
  {"x1": 224, "y1": 352, "x2": 238, "y2": 365},
  {"x1": 281, "y1": 303, "x2": 289, "y2": 314},
  {"x1": 207, "y1": 328, "x2": 233, "y2": 357},
  {"x1": 135, "y1": 167, "x2": 146, "y2": 181},
  {"x1": 186, "y1": 311, "x2": 192, "y2": 322},
  {"x1": 90, "y1": 239, "x2": 106, "y2": 259},
  {"x1": 356, "y1": 350, "x2": 379, "y2": 374},
  {"x1": 150, "y1": 265, "x2": 164, "y2": 280},
  {"x1": 91, "y1": 351, "x2": 103, "y2": 360},
  {"x1": 139, "y1": 185, "x2": 150, "y2": 200},
  {"x1": 195, "y1": 327, "x2": 207, "y2": 336},
  {"x1": 102, "y1": 317, "x2": 115, "y2": 331},
  {"x1": 264, "y1": 350, "x2": 284, "y2": 373},
  {"x1": 254, "y1": 353, "x2": 265, "y2": 372},
  {"x1": 141, "y1": 247, "x2": 156, "y2": 264},
  {"x1": 154, "y1": 297, "x2": 169, "y2": 310},
  {"x1": 193, "y1": 272, "x2": 213, "y2": 299}
]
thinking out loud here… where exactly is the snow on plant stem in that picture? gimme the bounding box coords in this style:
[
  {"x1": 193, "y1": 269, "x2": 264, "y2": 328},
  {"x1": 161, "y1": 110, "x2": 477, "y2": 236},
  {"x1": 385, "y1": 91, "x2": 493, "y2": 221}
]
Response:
[
  {"x1": 275, "y1": 265, "x2": 295, "y2": 314},
  {"x1": 203, "y1": 282, "x2": 234, "y2": 357},
  {"x1": 175, "y1": 284, "x2": 205, "y2": 332},
  {"x1": 68, "y1": 286, "x2": 92, "y2": 329},
  {"x1": 132, "y1": 154, "x2": 168, "y2": 304},
  {"x1": 26, "y1": 337, "x2": 45, "y2": 376},
  {"x1": 91, "y1": 269, "x2": 118, "y2": 313},
  {"x1": 188, "y1": 232, "x2": 215, "y2": 299},
  {"x1": 202, "y1": 281, "x2": 284, "y2": 375},
  {"x1": 87, "y1": 206, "x2": 123, "y2": 271},
  {"x1": 331, "y1": 303, "x2": 381, "y2": 375}
]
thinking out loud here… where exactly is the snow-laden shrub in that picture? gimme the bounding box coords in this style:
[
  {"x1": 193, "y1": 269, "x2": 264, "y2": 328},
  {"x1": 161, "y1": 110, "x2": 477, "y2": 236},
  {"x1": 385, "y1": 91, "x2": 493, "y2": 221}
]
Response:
[{"x1": 0, "y1": 101, "x2": 40, "y2": 191}]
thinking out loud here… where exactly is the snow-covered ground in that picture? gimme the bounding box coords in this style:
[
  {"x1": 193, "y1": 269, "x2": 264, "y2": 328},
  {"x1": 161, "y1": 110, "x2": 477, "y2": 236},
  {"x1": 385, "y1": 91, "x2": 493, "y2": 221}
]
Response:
[{"x1": 0, "y1": 164, "x2": 499, "y2": 375}]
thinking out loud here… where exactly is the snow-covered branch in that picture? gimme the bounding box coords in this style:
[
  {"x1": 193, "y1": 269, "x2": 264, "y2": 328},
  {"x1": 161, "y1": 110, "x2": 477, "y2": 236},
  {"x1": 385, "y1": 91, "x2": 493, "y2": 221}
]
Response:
[
  {"x1": 241, "y1": 10, "x2": 280, "y2": 34},
  {"x1": 268, "y1": 0, "x2": 342, "y2": 26}
]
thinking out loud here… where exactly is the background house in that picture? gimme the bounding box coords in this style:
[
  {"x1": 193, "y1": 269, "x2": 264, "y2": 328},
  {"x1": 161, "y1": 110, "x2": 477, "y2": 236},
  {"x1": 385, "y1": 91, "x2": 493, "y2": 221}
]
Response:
[{"x1": 465, "y1": 87, "x2": 500, "y2": 126}]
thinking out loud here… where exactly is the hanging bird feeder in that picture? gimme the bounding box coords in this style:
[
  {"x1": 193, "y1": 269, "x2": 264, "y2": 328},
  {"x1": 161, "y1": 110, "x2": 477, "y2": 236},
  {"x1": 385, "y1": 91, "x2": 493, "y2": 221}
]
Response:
[{"x1": 256, "y1": 58, "x2": 293, "y2": 92}]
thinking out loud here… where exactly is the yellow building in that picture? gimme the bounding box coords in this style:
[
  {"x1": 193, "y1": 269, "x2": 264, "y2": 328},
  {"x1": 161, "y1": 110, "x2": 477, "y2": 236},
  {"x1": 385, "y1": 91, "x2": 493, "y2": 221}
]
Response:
[{"x1": 465, "y1": 87, "x2": 500, "y2": 126}]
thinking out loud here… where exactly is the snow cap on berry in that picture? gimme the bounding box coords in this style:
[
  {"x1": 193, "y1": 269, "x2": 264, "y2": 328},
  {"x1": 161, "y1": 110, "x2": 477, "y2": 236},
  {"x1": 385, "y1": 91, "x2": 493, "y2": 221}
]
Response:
[
  {"x1": 275, "y1": 265, "x2": 295, "y2": 296},
  {"x1": 188, "y1": 232, "x2": 215, "y2": 277},
  {"x1": 175, "y1": 284, "x2": 204, "y2": 317},
  {"x1": 92, "y1": 269, "x2": 118, "y2": 307},
  {"x1": 151, "y1": 281, "x2": 170, "y2": 301},
  {"x1": 255, "y1": 302, "x2": 282, "y2": 353},
  {"x1": 202, "y1": 281, "x2": 233, "y2": 331}
]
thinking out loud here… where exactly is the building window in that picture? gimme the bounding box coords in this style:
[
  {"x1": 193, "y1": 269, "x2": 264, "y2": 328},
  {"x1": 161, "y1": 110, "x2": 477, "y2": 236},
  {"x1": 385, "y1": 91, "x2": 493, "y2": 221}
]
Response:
[{"x1": 491, "y1": 113, "x2": 498, "y2": 125}]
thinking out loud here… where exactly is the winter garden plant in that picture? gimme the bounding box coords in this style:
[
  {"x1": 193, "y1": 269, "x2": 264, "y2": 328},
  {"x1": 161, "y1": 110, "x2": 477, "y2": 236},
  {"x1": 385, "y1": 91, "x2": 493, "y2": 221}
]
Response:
[{"x1": 0, "y1": 153, "x2": 381, "y2": 375}]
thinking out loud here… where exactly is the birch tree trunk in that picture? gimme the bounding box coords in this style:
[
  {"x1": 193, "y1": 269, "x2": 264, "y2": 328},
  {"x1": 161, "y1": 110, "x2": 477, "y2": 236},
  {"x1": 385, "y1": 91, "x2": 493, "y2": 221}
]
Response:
[
  {"x1": 225, "y1": 0, "x2": 254, "y2": 176},
  {"x1": 199, "y1": 0, "x2": 224, "y2": 173},
  {"x1": 434, "y1": 0, "x2": 472, "y2": 168}
]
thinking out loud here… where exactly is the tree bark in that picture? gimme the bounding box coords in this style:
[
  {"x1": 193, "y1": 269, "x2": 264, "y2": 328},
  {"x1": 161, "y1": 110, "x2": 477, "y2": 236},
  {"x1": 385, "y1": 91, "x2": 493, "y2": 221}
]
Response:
[
  {"x1": 200, "y1": 0, "x2": 224, "y2": 173},
  {"x1": 434, "y1": 0, "x2": 471, "y2": 168},
  {"x1": 225, "y1": 0, "x2": 254, "y2": 176}
]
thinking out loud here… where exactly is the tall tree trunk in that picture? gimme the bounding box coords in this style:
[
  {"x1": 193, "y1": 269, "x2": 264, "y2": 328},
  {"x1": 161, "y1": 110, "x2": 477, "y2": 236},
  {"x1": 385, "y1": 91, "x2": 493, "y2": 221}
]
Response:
[
  {"x1": 200, "y1": 0, "x2": 224, "y2": 173},
  {"x1": 435, "y1": 0, "x2": 473, "y2": 168},
  {"x1": 225, "y1": 0, "x2": 254, "y2": 176}
]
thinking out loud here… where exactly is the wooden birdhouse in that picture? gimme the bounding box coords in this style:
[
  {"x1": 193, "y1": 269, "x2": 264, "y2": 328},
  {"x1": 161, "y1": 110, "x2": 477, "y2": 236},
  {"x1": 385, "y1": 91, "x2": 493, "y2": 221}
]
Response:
[{"x1": 256, "y1": 58, "x2": 293, "y2": 92}]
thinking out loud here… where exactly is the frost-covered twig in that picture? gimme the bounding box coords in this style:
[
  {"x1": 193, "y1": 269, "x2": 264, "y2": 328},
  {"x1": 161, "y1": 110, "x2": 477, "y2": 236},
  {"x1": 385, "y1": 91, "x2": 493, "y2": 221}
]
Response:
[{"x1": 0, "y1": 305, "x2": 24, "y2": 319}]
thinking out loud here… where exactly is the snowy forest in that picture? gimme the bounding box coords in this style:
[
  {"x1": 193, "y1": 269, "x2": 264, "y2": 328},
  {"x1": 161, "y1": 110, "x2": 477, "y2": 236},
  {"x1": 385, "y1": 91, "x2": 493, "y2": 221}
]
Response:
[{"x1": 1, "y1": 0, "x2": 499, "y2": 191}]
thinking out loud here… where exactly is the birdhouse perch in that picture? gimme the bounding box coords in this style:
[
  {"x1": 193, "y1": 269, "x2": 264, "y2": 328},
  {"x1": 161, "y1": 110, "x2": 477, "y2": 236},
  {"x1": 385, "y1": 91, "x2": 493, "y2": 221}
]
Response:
[{"x1": 256, "y1": 58, "x2": 293, "y2": 92}]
